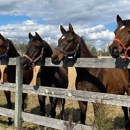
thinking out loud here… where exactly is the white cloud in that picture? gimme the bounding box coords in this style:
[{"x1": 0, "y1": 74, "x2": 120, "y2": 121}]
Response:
[
  {"x1": 0, "y1": 0, "x2": 130, "y2": 48},
  {"x1": 0, "y1": 0, "x2": 130, "y2": 25}
]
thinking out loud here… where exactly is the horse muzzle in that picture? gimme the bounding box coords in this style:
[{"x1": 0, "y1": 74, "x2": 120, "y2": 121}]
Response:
[
  {"x1": 21, "y1": 60, "x2": 31, "y2": 69},
  {"x1": 109, "y1": 46, "x2": 120, "y2": 58},
  {"x1": 51, "y1": 55, "x2": 61, "y2": 65}
]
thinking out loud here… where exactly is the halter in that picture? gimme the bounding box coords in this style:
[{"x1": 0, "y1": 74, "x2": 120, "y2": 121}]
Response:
[
  {"x1": 23, "y1": 47, "x2": 44, "y2": 68},
  {"x1": 114, "y1": 38, "x2": 130, "y2": 60},
  {"x1": 55, "y1": 43, "x2": 79, "y2": 58},
  {"x1": 0, "y1": 40, "x2": 9, "y2": 59},
  {"x1": 55, "y1": 36, "x2": 81, "y2": 60}
]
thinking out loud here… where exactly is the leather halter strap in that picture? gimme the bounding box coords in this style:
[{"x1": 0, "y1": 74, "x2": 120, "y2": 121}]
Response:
[
  {"x1": 23, "y1": 47, "x2": 44, "y2": 68},
  {"x1": 55, "y1": 36, "x2": 81, "y2": 58},
  {"x1": 114, "y1": 38, "x2": 130, "y2": 60},
  {"x1": 55, "y1": 43, "x2": 79, "y2": 58}
]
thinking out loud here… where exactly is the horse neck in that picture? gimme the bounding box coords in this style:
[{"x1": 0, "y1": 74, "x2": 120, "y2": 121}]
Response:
[
  {"x1": 78, "y1": 38, "x2": 96, "y2": 58},
  {"x1": 43, "y1": 40, "x2": 53, "y2": 57},
  {"x1": 7, "y1": 40, "x2": 20, "y2": 58}
]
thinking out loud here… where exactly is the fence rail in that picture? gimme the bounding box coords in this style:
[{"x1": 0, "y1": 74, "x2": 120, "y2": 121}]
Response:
[
  {"x1": 0, "y1": 57, "x2": 130, "y2": 68},
  {"x1": 0, "y1": 57, "x2": 130, "y2": 130},
  {"x1": 0, "y1": 83, "x2": 130, "y2": 107}
]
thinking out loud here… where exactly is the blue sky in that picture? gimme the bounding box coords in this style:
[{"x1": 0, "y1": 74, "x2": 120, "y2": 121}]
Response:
[
  {"x1": 0, "y1": 15, "x2": 33, "y2": 25},
  {"x1": 0, "y1": 0, "x2": 130, "y2": 50}
]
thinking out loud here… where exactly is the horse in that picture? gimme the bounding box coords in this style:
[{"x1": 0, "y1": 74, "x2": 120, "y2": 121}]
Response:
[
  {"x1": 109, "y1": 15, "x2": 130, "y2": 60},
  {"x1": 21, "y1": 32, "x2": 68, "y2": 123},
  {"x1": 0, "y1": 33, "x2": 33, "y2": 125},
  {"x1": 51, "y1": 23, "x2": 130, "y2": 129}
]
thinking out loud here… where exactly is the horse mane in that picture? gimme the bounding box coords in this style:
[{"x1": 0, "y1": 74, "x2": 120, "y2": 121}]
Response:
[
  {"x1": 42, "y1": 40, "x2": 53, "y2": 57},
  {"x1": 79, "y1": 36, "x2": 97, "y2": 58},
  {"x1": 122, "y1": 19, "x2": 130, "y2": 28},
  {"x1": 7, "y1": 39, "x2": 20, "y2": 58}
]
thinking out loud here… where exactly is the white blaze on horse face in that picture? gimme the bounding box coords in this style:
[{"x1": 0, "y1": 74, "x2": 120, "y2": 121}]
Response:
[
  {"x1": 61, "y1": 36, "x2": 65, "y2": 39},
  {"x1": 119, "y1": 26, "x2": 125, "y2": 30}
]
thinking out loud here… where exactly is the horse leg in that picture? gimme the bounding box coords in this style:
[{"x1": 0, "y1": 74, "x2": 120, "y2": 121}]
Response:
[
  {"x1": 78, "y1": 101, "x2": 87, "y2": 124},
  {"x1": 122, "y1": 106, "x2": 129, "y2": 130},
  {"x1": 125, "y1": 84, "x2": 130, "y2": 130},
  {"x1": 38, "y1": 95, "x2": 46, "y2": 116},
  {"x1": 4, "y1": 90, "x2": 12, "y2": 125},
  {"x1": 22, "y1": 93, "x2": 28, "y2": 111},
  {"x1": 50, "y1": 97, "x2": 58, "y2": 118},
  {"x1": 38, "y1": 95, "x2": 46, "y2": 130},
  {"x1": 60, "y1": 98, "x2": 65, "y2": 120}
]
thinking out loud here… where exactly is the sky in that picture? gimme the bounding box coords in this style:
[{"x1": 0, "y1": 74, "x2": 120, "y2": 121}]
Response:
[{"x1": 0, "y1": 0, "x2": 130, "y2": 50}]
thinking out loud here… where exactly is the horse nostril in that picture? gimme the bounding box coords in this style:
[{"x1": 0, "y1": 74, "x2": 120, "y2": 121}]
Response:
[
  {"x1": 113, "y1": 47, "x2": 119, "y2": 54},
  {"x1": 51, "y1": 55, "x2": 60, "y2": 65},
  {"x1": 51, "y1": 56, "x2": 58, "y2": 62}
]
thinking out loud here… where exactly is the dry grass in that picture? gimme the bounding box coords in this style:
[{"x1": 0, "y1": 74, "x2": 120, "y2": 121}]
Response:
[{"x1": 0, "y1": 66, "x2": 125, "y2": 130}]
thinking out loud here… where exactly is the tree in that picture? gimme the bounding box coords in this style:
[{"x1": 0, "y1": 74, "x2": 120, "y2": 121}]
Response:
[
  {"x1": 91, "y1": 47, "x2": 97, "y2": 56},
  {"x1": 11, "y1": 38, "x2": 27, "y2": 56}
]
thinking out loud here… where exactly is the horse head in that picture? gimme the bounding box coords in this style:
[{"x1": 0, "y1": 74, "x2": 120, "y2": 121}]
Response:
[
  {"x1": 109, "y1": 15, "x2": 130, "y2": 59},
  {"x1": 51, "y1": 23, "x2": 80, "y2": 65},
  {"x1": 21, "y1": 32, "x2": 52, "y2": 69}
]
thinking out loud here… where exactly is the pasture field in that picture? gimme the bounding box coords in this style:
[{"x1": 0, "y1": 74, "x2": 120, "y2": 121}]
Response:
[{"x1": 0, "y1": 65, "x2": 126, "y2": 130}]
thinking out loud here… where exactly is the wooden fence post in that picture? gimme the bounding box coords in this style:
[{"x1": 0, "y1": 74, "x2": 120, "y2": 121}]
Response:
[{"x1": 14, "y1": 57, "x2": 23, "y2": 129}]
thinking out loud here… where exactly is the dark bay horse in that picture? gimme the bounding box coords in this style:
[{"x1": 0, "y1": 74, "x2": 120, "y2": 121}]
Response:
[
  {"x1": 109, "y1": 15, "x2": 130, "y2": 59},
  {"x1": 51, "y1": 23, "x2": 130, "y2": 129},
  {"x1": 21, "y1": 32, "x2": 68, "y2": 121},
  {"x1": 0, "y1": 33, "x2": 33, "y2": 125}
]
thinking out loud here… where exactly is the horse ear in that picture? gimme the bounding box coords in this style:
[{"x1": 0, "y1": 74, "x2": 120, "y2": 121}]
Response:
[
  {"x1": 69, "y1": 23, "x2": 74, "y2": 33},
  {"x1": 28, "y1": 32, "x2": 33, "y2": 39},
  {"x1": 35, "y1": 32, "x2": 42, "y2": 41},
  {"x1": 116, "y1": 15, "x2": 123, "y2": 26},
  {"x1": 0, "y1": 33, "x2": 5, "y2": 41},
  {"x1": 60, "y1": 25, "x2": 66, "y2": 34}
]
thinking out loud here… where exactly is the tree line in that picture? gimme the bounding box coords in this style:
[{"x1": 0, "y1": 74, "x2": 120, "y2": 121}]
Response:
[{"x1": 11, "y1": 38, "x2": 110, "y2": 56}]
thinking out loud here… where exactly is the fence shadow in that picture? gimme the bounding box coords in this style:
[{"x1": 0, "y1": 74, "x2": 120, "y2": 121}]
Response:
[{"x1": 113, "y1": 116, "x2": 125, "y2": 129}]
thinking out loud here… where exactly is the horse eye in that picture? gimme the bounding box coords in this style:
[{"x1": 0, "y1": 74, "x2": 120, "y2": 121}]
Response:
[{"x1": 128, "y1": 31, "x2": 130, "y2": 34}]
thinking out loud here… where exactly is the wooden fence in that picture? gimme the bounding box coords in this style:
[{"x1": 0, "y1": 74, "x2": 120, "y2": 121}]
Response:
[{"x1": 0, "y1": 57, "x2": 130, "y2": 130}]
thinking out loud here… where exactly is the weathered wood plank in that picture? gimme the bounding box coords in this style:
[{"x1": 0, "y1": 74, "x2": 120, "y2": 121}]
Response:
[
  {"x1": 14, "y1": 57, "x2": 23, "y2": 128},
  {"x1": 22, "y1": 112, "x2": 92, "y2": 130},
  {"x1": 0, "y1": 57, "x2": 130, "y2": 68},
  {"x1": 44, "y1": 57, "x2": 130, "y2": 68},
  {"x1": 0, "y1": 83, "x2": 130, "y2": 107},
  {"x1": 0, "y1": 107, "x2": 14, "y2": 118},
  {"x1": 0, "y1": 107, "x2": 92, "y2": 130},
  {"x1": 0, "y1": 58, "x2": 16, "y2": 65}
]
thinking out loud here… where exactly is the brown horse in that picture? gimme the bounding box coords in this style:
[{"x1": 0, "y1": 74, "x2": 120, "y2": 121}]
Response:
[
  {"x1": 51, "y1": 23, "x2": 130, "y2": 129},
  {"x1": 109, "y1": 15, "x2": 130, "y2": 59},
  {"x1": 21, "y1": 32, "x2": 68, "y2": 123},
  {"x1": 0, "y1": 34, "x2": 33, "y2": 125}
]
